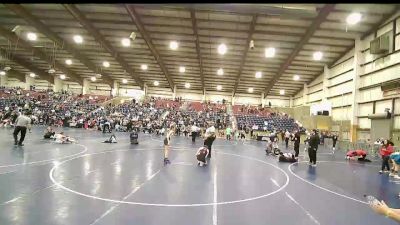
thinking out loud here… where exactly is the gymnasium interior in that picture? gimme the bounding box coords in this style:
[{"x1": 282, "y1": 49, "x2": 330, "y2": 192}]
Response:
[{"x1": 0, "y1": 4, "x2": 400, "y2": 225}]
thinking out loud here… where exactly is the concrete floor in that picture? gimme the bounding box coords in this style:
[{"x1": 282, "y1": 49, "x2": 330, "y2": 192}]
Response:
[{"x1": 0, "y1": 127, "x2": 398, "y2": 225}]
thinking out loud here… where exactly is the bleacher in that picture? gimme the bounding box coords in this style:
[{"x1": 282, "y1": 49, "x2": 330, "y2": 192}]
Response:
[{"x1": 236, "y1": 114, "x2": 302, "y2": 132}]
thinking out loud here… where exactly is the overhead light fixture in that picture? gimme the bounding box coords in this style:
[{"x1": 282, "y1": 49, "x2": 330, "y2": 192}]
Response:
[
  {"x1": 0, "y1": 70, "x2": 5, "y2": 76},
  {"x1": 218, "y1": 43, "x2": 227, "y2": 55},
  {"x1": 179, "y1": 66, "x2": 185, "y2": 73},
  {"x1": 216, "y1": 85, "x2": 222, "y2": 90},
  {"x1": 248, "y1": 87, "x2": 254, "y2": 93},
  {"x1": 265, "y1": 47, "x2": 276, "y2": 58},
  {"x1": 65, "y1": 59, "x2": 72, "y2": 65},
  {"x1": 217, "y1": 68, "x2": 224, "y2": 76},
  {"x1": 29, "y1": 73, "x2": 36, "y2": 78},
  {"x1": 154, "y1": 81, "x2": 159, "y2": 86},
  {"x1": 121, "y1": 38, "x2": 131, "y2": 47},
  {"x1": 60, "y1": 74, "x2": 66, "y2": 80},
  {"x1": 185, "y1": 83, "x2": 190, "y2": 88},
  {"x1": 90, "y1": 76, "x2": 96, "y2": 82},
  {"x1": 3, "y1": 66, "x2": 11, "y2": 71},
  {"x1": 27, "y1": 32, "x2": 37, "y2": 41},
  {"x1": 73, "y1": 35, "x2": 83, "y2": 44},
  {"x1": 255, "y1": 71, "x2": 262, "y2": 78},
  {"x1": 280, "y1": 89, "x2": 285, "y2": 95},
  {"x1": 141, "y1": 64, "x2": 148, "y2": 70},
  {"x1": 346, "y1": 12, "x2": 362, "y2": 25},
  {"x1": 169, "y1": 41, "x2": 178, "y2": 50},
  {"x1": 293, "y1": 75, "x2": 300, "y2": 81},
  {"x1": 48, "y1": 68, "x2": 56, "y2": 74},
  {"x1": 103, "y1": 61, "x2": 110, "y2": 68},
  {"x1": 122, "y1": 79, "x2": 128, "y2": 84},
  {"x1": 313, "y1": 51, "x2": 323, "y2": 61}
]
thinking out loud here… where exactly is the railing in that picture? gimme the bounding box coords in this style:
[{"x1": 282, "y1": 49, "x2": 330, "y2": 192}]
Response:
[{"x1": 323, "y1": 138, "x2": 400, "y2": 159}]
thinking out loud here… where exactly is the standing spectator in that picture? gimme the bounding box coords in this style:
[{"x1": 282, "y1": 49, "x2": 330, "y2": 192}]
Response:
[
  {"x1": 284, "y1": 129, "x2": 290, "y2": 148},
  {"x1": 292, "y1": 130, "x2": 300, "y2": 158},
  {"x1": 332, "y1": 133, "x2": 338, "y2": 153},
  {"x1": 191, "y1": 123, "x2": 198, "y2": 143},
  {"x1": 308, "y1": 129, "x2": 320, "y2": 167},
  {"x1": 226, "y1": 126, "x2": 232, "y2": 140},
  {"x1": 13, "y1": 110, "x2": 32, "y2": 146},
  {"x1": 379, "y1": 140, "x2": 394, "y2": 174}
]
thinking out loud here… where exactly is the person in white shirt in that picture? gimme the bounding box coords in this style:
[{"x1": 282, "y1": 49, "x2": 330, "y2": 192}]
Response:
[
  {"x1": 164, "y1": 125, "x2": 175, "y2": 165},
  {"x1": 284, "y1": 130, "x2": 291, "y2": 149},
  {"x1": 204, "y1": 124, "x2": 216, "y2": 158},
  {"x1": 191, "y1": 123, "x2": 198, "y2": 143},
  {"x1": 13, "y1": 111, "x2": 32, "y2": 146}
]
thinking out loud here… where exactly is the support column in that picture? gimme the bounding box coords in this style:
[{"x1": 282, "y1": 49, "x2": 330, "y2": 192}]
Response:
[
  {"x1": 82, "y1": 78, "x2": 90, "y2": 95},
  {"x1": 350, "y1": 38, "x2": 363, "y2": 142},
  {"x1": 202, "y1": 89, "x2": 206, "y2": 102},
  {"x1": 53, "y1": 77, "x2": 63, "y2": 92},
  {"x1": 289, "y1": 96, "x2": 294, "y2": 108},
  {"x1": 25, "y1": 74, "x2": 35, "y2": 91},
  {"x1": 303, "y1": 83, "x2": 308, "y2": 105},
  {"x1": 231, "y1": 95, "x2": 235, "y2": 105},
  {"x1": 172, "y1": 85, "x2": 177, "y2": 99},
  {"x1": 111, "y1": 80, "x2": 119, "y2": 97},
  {"x1": 261, "y1": 92, "x2": 265, "y2": 107},
  {"x1": 322, "y1": 65, "x2": 330, "y2": 103},
  {"x1": 143, "y1": 83, "x2": 148, "y2": 97},
  {"x1": 0, "y1": 74, "x2": 7, "y2": 86}
]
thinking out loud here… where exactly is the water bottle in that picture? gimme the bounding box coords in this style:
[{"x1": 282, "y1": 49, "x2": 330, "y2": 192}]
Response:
[{"x1": 365, "y1": 195, "x2": 381, "y2": 206}]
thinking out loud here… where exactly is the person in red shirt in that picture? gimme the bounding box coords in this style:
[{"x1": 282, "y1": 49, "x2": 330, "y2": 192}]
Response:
[
  {"x1": 346, "y1": 149, "x2": 367, "y2": 161},
  {"x1": 380, "y1": 140, "x2": 394, "y2": 174}
]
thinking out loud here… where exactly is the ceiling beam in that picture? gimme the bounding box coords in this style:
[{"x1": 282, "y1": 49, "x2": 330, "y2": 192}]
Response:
[
  {"x1": 5, "y1": 4, "x2": 112, "y2": 87},
  {"x1": 0, "y1": 49, "x2": 45, "y2": 82},
  {"x1": 0, "y1": 35, "x2": 63, "y2": 85},
  {"x1": 263, "y1": 4, "x2": 335, "y2": 97},
  {"x1": 125, "y1": 5, "x2": 175, "y2": 92},
  {"x1": 190, "y1": 9, "x2": 205, "y2": 94},
  {"x1": 232, "y1": 15, "x2": 258, "y2": 97},
  {"x1": 63, "y1": 4, "x2": 144, "y2": 89}
]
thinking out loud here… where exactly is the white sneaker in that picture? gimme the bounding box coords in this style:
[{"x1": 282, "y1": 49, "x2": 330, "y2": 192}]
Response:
[
  {"x1": 379, "y1": 170, "x2": 383, "y2": 174},
  {"x1": 390, "y1": 173, "x2": 396, "y2": 177},
  {"x1": 312, "y1": 164, "x2": 317, "y2": 167},
  {"x1": 394, "y1": 175, "x2": 400, "y2": 179}
]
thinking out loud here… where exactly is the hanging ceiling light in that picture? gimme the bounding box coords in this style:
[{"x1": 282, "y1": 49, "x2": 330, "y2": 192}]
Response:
[
  {"x1": 27, "y1": 32, "x2": 37, "y2": 41},
  {"x1": 169, "y1": 41, "x2": 179, "y2": 50},
  {"x1": 265, "y1": 47, "x2": 276, "y2": 58},
  {"x1": 0, "y1": 70, "x2": 6, "y2": 76},
  {"x1": 280, "y1": 89, "x2": 285, "y2": 95},
  {"x1": 216, "y1": 85, "x2": 222, "y2": 90},
  {"x1": 122, "y1": 79, "x2": 128, "y2": 84},
  {"x1": 90, "y1": 76, "x2": 96, "y2": 82},
  {"x1": 217, "y1": 68, "x2": 224, "y2": 76},
  {"x1": 65, "y1": 59, "x2": 72, "y2": 65},
  {"x1": 248, "y1": 87, "x2": 254, "y2": 93},
  {"x1": 179, "y1": 66, "x2": 185, "y2": 73},
  {"x1": 121, "y1": 38, "x2": 131, "y2": 47},
  {"x1": 218, "y1": 43, "x2": 227, "y2": 55},
  {"x1": 60, "y1": 74, "x2": 66, "y2": 80},
  {"x1": 255, "y1": 71, "x2": 262, "y2": 78},
  {"x1": 346, "y1": 12, "x2": 362, "y2": 25},
  {"x1": 73, "y1": 35, "x2": 83, "y2": 44},
  {"x1": 154, "y1": 81, "x2": 159, "y2": 86},
  {"x1": 141, "y1": 64, "x2": 148, "y2": 70},
  {"x1": 313, "y1": 51, "x2": 323, "y2": 61},
  {"x1": 293, "y1": 75, "x2": 300, "y2": 81},
  {"x1": 185, "y1": 83, "x2": 190, "y2": 88},
  {"x1": 29, "y1": 73, "x2": 36, "y2": 78},
  {"x1": 103, "y1": 61, "x2": 110, "y2": 68}
]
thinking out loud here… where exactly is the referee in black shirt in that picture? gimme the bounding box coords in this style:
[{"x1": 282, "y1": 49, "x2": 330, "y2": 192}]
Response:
[{"x1": 308, "y1": 129, "x2": 320, "y2": 167}]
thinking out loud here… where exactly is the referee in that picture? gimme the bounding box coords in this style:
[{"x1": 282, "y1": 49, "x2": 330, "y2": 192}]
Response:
[
  {"x1": 13, "y1": 110, "x2": 32, "y2": 146},
  {"x1": 308, "y1": 129, "x2": 320, "y2": 167}
]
